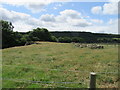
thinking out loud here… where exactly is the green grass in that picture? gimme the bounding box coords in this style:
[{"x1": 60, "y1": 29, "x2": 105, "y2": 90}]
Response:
[{"x1": 2, "y1": 42, "x2": 118, "y2": 88}]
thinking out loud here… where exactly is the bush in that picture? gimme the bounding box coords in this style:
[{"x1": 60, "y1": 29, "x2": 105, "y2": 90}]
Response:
[
  {"x1": 71, "y1": 37, "x2": 82, "y2": 43},
  {"x1": 50, "y1": 36, "x2": 58, "y2": 42},
  {"x1": 58, "y1": 37, "x2": 71, "y2": 43}
]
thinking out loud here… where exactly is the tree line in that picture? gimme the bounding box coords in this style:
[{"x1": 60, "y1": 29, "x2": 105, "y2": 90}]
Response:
[
  {"x1": 1, "y1": 20, "x2": 120, "y2": 49},
  {"x1": 51, "y1": 31, "x2": 120, "y2": 43},
  {"x1": 1, "y1": 20, "x2": 58, "y2": 48}
]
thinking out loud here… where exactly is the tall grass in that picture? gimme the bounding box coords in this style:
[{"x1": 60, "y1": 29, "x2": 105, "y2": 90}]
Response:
[{"x1": 2, "y1": 42, "x2": 118, "y2": 88}]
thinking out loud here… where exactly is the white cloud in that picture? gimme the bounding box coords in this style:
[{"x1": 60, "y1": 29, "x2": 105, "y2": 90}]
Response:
[
  {"x1": 108, "y1": 19, "x2": 117, "y2": 24},
  {"x1": 0, "y1": 7, "x2": 43, "y2": 32},
  {"x1": 0, "y1": 0, "x2": 51, "y2": 13},
  {"x1": 55, "y1": 15, "x2": 66, "y2": 22},
  {"x1": 57, "y1": 3, "x2": 62, "y2": 7},
  {"x1": 40, "y1": 14, "x2": 55, "y2": 22},
  {"x1": 0, "y1": 6, "x2": 118, "y2": 34},
  {"x1": 26, "y1": 3, "x2": 47, "y2": 13},
  {"x1": 66, "y1": 18, "x2": 92, "y2": 27},
  {"x1": 0, "y1": 0, "x2": 64, "y2": 13},
  {"x1": 91, "y1": 2, "x2": 118, "y2": 15},
  {"x1": 60, "y1": 9, "x2": 81, "y2": 19},
  {"x1": 0, "y1": 7, "x2": 32, "y2": 21},
  {"x1": 107, "y1": 19, "x2": 118, "y2": 34},
  {"x1": 55, "y1": 9, "x2": 81, "y2": 23},
  {"x1": 89, "y1": 19, "x2": 118, "y2": 34},
  {"x1": 13, "y1": 21, "x2": 34, "y2": 32},
  {"x1": 91, "y1": 6, "x2": 102, "y2": 14},
  {"x1": 103, "y1": 2, "x2": 118, "y2": 15},
  {"x1": 91, "y1": 19, "x2": 103, "y2": 24},
  {"x1": 108, "y1": 0, "x2": 120, "y2": 2},
  {"x1": 57, "y1": 9, "x2": 92, "y2": 27},
  {"x1": 53, "y1": 7, "x2": 57, "y2": 9},
  {"x1": 39, "y1": 9, "x2": 91, "y2": 27},
  {"x1": 0, "y1": 4, "x2": 3, "y2": 8}
]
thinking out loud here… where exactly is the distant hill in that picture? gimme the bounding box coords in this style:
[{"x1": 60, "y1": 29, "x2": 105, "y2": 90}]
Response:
[
  {"x1": 50, "y1": 31, "x2": 120, "y2": 43},
  {"x1": 20, "y1": 31, "x2": 120, "y2": 43},
  {"x1": 50, "y1": 31, "x2": 120, "y2": 38}
]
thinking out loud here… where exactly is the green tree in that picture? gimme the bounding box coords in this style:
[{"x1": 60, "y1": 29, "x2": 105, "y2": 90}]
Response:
[
  {"x1": 50, "y1": 36, "x2": 58, "y2": 42},
  {"x1": 71, "y1": 37, "x2": 84, "y2": 43},
  {"x1": 0, "y1": 20, "x2": 16, "y2": 48},
  {"x1": 29, "y1": 28, "x2": 52, "y2": 41},
  {"x1": 58, "y1": 37, "x2": 71, "y2": 43}
]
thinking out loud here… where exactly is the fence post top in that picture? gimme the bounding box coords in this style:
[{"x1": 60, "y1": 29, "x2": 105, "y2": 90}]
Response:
[{"x1": 90, "y1": 72, "x2": 96, "y2": 75}]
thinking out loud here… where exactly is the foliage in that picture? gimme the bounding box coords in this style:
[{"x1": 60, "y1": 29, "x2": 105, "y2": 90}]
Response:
[
  {"x1": 71, "y1": 37, "x2": 84, "y2": 43},
  {"x1": 51, "y1": 31, "x2": 120, "y2": 43},
  {"x1": 1, "y1": 20, "x2": 29, "y2": 48},
  {"x1": 97, "y1": 38, "x2": 120, "y2": 43},
  {"x1": 1, "y1": 20, "x2": 16, "y2": 48},
  {"x1": 50, "y1": 36, "x2": 58, "y2": 42},
  {"x1": 58, "y1": 37, "x2": 71, "y2": 43},
  {"x1": 1, "y1": 20, "x2": 120, "y2": 49},
  {"x1": 1, "y1": 20, "x2": 53, "y2": 48},
  {"x1": 28, "y1": 28, "x2": 52, "y2": 41}
]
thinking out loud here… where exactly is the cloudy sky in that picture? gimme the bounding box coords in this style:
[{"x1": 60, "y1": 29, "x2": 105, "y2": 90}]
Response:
[{"x1": 0, "y1": 0, "x2": 119, "y2": 34}]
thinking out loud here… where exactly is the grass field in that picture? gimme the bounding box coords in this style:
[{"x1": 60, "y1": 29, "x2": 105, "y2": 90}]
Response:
[{"x1": 2, "y1": 42, "x2": 118, "y2": 88}]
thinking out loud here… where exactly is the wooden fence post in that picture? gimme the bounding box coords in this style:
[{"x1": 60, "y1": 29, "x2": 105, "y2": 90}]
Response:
[{"x1": 89, "y1": 72, "x2": 96, "y2": 89}]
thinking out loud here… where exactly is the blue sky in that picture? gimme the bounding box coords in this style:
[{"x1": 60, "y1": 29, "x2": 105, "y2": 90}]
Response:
[{"x1": 0, "y1": 0, "x2": 118, "y2": 34}]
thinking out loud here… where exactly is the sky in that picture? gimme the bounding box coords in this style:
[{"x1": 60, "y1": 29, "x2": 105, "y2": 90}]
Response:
[{"x1": 0, "y1": 0, "x2": 119, "y2": 34}]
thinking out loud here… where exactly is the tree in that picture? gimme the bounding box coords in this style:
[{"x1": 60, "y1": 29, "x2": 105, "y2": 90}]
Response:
[
  {"x1": 71, "y1": 37, "x2": 84, "y2": 43},
  {"x1": 50, "y1": 36, "x2": 58, "y2": 42},
  {"x1": 0, "y1": 20, "x2": 27, "y2": 48},
  {"x1": 0, "y1": 20, "x2": 16, "y2": 48},
  {"x1": 29, "y1": 28, "x2": 52, "y2": 41},
  {"x1": 58, "y1": 37, "x2": 72, "y2": 43}
]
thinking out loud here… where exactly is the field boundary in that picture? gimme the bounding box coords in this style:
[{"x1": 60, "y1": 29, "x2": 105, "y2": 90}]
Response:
[
  {"x1": 3, "y1": 65, "x2": 118, "y2": 74},
  {"x1": 2, "y1": 65, "x2": 118, "y2": 88}
]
